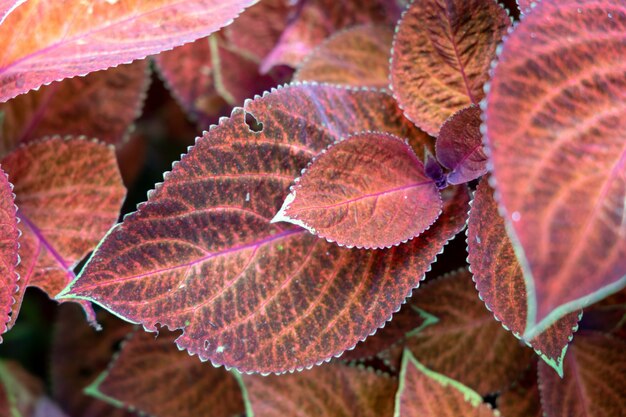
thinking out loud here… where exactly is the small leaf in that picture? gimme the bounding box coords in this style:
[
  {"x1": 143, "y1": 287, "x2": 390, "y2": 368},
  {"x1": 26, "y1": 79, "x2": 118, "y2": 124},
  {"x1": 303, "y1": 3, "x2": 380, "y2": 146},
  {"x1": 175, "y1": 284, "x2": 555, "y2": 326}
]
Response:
[
  {"x1": 238, "y1": 363, "x2": 396, "y2": 416},
  {"x1": 403, "y1": 268, "x2": 534, "y2": 395},
  {"x1": 272, "y1": 132, "x2": 442, "y2": 249},
  {"x1": 261, "y1": 0, "x2": 397, "y2": 72},
  {"x1": 484, "y1": 0, "x2": 626, "y2": 338},
  {"x1": 497, "y1": 361, "x2": 542, "y2": 417},
  {"x1": 0, "y1": 61, "x2": 149, "y2": 156},
  {"x1": 390, "y1": 0, "x2": 510, "y2": 135},
  {"x1": 0, "y1": 165, "x2": 18, "y2": 341},
  {"x1": 538, "y1": 331, "x2": 626, "y2": 417},
  {"x1": 60, "y1": 84, "x2": 465, "y2": 374},
  {"x1": 2, "y1": 137, "x2": 126, "y2": 328},
  {"x1": 51, "y1": 305, "x2": 135, "y2": 417},
  {"x1": 294, "y1": 24, "x2": 393, "y2": 88},
  {"x1": 86, "y1": 329, "x2": 244, "y2": 417},
  {"x1": 436, "y1": 106, "x2": 487, "y2": 184},
  {"x1": 468, "y1": 178, "x2": 581, "y2": 376},
  {"x1": 0, "y1": 0, "x2": 257, "y2": 102},
  {"x1": 396, "y1": 350, "x2": 498, "y2": 417},
  {"x1": 0, "y1": 0, "x2": 23, "y2": 24}
]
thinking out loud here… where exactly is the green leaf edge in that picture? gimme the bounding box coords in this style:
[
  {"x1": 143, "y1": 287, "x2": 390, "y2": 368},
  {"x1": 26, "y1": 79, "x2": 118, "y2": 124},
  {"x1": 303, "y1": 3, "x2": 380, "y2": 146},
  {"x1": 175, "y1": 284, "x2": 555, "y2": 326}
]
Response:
[
  {"x1": 0, "y1": 360, "x2": 25, "y2": 417},
  {"x1": 405, "y1": 306, "x2": 439, "y2": 338},
  {"x1": 83, "y1": 371, "x2": 126, "y2": 409},
  {"x1": 231, "y1": 370, "x2": 255, "y2": 417},
  {"x1": 394, "y1": 349, "x2": 499, "y2": 417}
]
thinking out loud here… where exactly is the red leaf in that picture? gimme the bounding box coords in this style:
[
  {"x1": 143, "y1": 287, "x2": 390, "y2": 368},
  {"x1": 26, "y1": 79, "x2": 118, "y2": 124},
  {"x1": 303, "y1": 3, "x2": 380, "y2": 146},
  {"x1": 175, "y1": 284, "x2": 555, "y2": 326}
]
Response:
[
  {"x1": 467, "y1": 178, "x2": 581, "y2": 376},
  {"x1": 1, "y1": 137, "x2": 126, "y2": 328},
  {"x1": 294, "y1": 24, "x2": 393, "y2": 88},
  {"x1": 390, "y1": 0, "x2": 510, "y2": 135},
  {"x1": 261, "y1": 0, "x2": 397, "y2": 72},
  {"x1": 403, "y1": 268, "x2": 534, "y2": 395},
  {"x1": 484, "y1": 0, "x2": 626, "y2": 338},
  {"x1": 538, "y1": 331, "x2": 626, "y2": 417},
  {"x1": 60, "y1": 84, "x2": 468, "y2": 374},
  {"x1": 0, "y1": 0, "x2": 257, "y2": 102},
  {"x1": 497, "y1": 361, "x2": 543, "y2": 417},
  {"x1": 579, "y1": 288, "x2": 626, "y2": 337},
  {"x1": 51, "y1": 305, "x2": 135, "y2": 417},
  {"x1": 0, "y1": 0, "x2": 23, "y2": 24},
  {"x1": 272, "y1": 132, "x2": 441, "y2": 249},
  {"x1": 239, "y1": 363, "x2": 396, "y2": 416},
  {"x1": 517, "y1": 0, "x2": 532, "y2": 14},
  {"x1": 396, "y1": 350, "x2": 498, "y2": 417},
  {"x1": 0, "y1": 165, "x2": 18, "y2": 341},
  {"x1": 436, "y1": 105, "x2": 487, "y2": 184},
  {"x1": 0, "y1": 61, "x2": 149, "y2": 155},
  {"x1": 86, "y1": 329, "x2": 244, "y2": 417}
]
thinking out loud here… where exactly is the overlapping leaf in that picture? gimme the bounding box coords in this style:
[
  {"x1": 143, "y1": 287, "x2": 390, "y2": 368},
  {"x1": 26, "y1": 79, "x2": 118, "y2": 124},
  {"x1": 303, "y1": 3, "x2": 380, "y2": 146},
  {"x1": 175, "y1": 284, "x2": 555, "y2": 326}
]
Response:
[
  {"x1": 59, "y1": 83, "x2": 472, "y2": 374},
  {"x1": 467, "y1": 178, "x2": 581, "y2": 375},
  {"x1": 403, "y1": 268, "x2": 533, "y2": 395},
  {"x1": 51, "y1": 305, "x2": 135, "y2": 417},
  {"x1": 484, "y1": 0, "x2": 626, "y2": 338},
  {"x1": 238, "y1": 363, "x2": 396, "y2": 416},
  {"x1": 0, "y1": 0, "x2": 257, "y2": 102},
  {"x1": 0, "y1": 165, "x2": 18, "y2": 341},
  {"x1": 261, "y1": 0, "x2": 398, "y2": 72},
  {"x1": 538, "y1": 331, "x2": 626, "y2": 417},
  {"x1": 395, "y1": 350, "x2": 497, "y2": 417},
  {"x1": 272, "y1": 132, "x2": 441, "y2": 249},
  {"x1": 579, "y1": 288, "x2": 626, "y2": 337},
  {"x1": 436, "y1": 106, "x2": 487, "y2": 184},
  {"x1": 497, "y1": 361, "x2": 542, "y2": 417},
  {"x1": 294, "y1": 25, "x2": 393, "y2": 88},
  {"x1": 1, "y1": 137, "x2": 126, "y2": 328},
  {"x1": 0, "y1": 61, "x2": 149, "y2": 156},
  {"x1": 0, "y1": 0, "x2": 23, "y2": 24},
  {"x1": 390, "y1": 0, "x2": 510, "y2": 135},
  {"x1": 87, "y1": 329, "x2": 244, "y2": 417}
]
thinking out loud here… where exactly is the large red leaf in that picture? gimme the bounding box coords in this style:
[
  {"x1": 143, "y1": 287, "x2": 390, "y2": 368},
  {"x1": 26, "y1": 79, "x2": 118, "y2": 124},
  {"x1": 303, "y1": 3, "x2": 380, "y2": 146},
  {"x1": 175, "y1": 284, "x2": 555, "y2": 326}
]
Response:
[
  {"x1": 436, "y1": 105, "x2": 487, "y2": 185},
  {"x1": 0, "y1": 0, "x2": 257, "y2": 102},
  {"x1": 51, "y1": 305, "x2": 135, "y2": 417},
  {"x1": 390, "y1": 0, "x2": 510, "y2": 135},
  {"x1": 0, "y1": 165, "x2": 18, "y2": 341},
  {"x1": 497, "y1": 361, "x2": 542, "y2": 417},
  {"x1": 86, "y1": 329, "x2": 244, "y2": 417},
  {"x1": 59, "y1": 84, "x2": 470, "y2": 374},
  {"x1": 1, "y1": 137, "x2": 126, "y2": 328},
  {"x1": 538, "y1": 331, "x2": 626, "y2": 417},
  {"x1": 403, "y1": 268, "x2": 533, "y2": 395},
  {"x1": 238, "y1": 363, "x2": 396, "y2": 416},
  {"x1": 467, "y1": 178, "x2": 581, "y2": 376},
  {"x1": 260, "y1": 0, "x2": 397, "y2": 72},
  {"x1": 396, "y1": 350, "x2": 497, "y2": 417},
  {"x1": 272, "y1": 132, "x2": 441, "y2": 249},
  {"x1": 0, "y1": 0, "x2": 23, "y2": 24},
  {"x1": 0, "y1": 61, "x2": 149, "y2": 156},
  {"x1": 293, "y1": 24, "x2": 393, "y2": 89},
  {"x1": 484, "y1": 0, "x2": 626, "y2": 338}
]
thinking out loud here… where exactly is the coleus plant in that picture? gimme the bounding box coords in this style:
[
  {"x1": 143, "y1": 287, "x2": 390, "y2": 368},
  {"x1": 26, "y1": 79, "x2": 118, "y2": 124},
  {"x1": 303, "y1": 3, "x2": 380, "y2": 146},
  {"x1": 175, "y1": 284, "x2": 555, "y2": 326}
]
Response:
[{"x1": 0, "y1": 0, "x2": 624, "y2": 415}]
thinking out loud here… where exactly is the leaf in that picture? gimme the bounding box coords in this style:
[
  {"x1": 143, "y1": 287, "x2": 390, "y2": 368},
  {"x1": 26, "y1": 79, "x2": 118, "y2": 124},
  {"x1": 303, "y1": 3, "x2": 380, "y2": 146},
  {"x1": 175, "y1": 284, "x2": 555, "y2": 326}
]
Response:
[
  {"x1": 294, "y1": 24, "x2": 393, "y2": 88},
  {"x1": 260, "y1": 0, "x2": 397, "y2": 72},
  {"x1": 59, "y1": 83, "x2": 468, "y2": 374},
  {"x1": 1, "y1": 137, "x2": 126, "y2": 328},
  {"x1": 0, "y1": 0, "x2": 258, "y2": 102},
  {"x1": 272, "y1": 132, "x2": 442, "y2": 249},
  {"x1": 395, "y1": 350, "x2": 498, "y2": 417},
  {"x1": 0, "y1": 165, "x2": 18, "y2": 341},
  {"x1": 237, "y1": 363, "x2": 396, "y2": 416},
  {"x1": 516, "y1": 0, "x2": 532, "y2": 14},
  {"x1": 467, "y1": 178, "x2": 581, "y2": 376},
  {"x1": 436, "y1": 105, "x2": 487, "y2": 184},
  {"x1": 403, "y1": 268, "x2": 534, "y2": 395},
  {"x1": 0, "y1": 0, "x2": 23, "y2": 24},
  {"x1": 538, "y1": 331, "x2": 626, "y2": 417},
  {"x1": 579, "y1": 288, "x2": 626, "y2": 336},
  {"x1": 483, "y1": 0, "x2": 626, "y2": 338},
  {"x1": 341, "y1": 293, "x2": 438, "y2": 362},
  {"x1": 51, "y1": 305, "x2": 135, "y2": 417},
  {"x1": 497, "y1": 361, "x2": 542, "y2": 417},
  {"x1": 390, "y1": 0, "x2": 510, "y2": 135},
  {"x1": 0, "y1": 61, "x2": 149, "y2": 156},
  {"x1": 86, "y1": 329, "x2": 243, "y2": 417}
]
